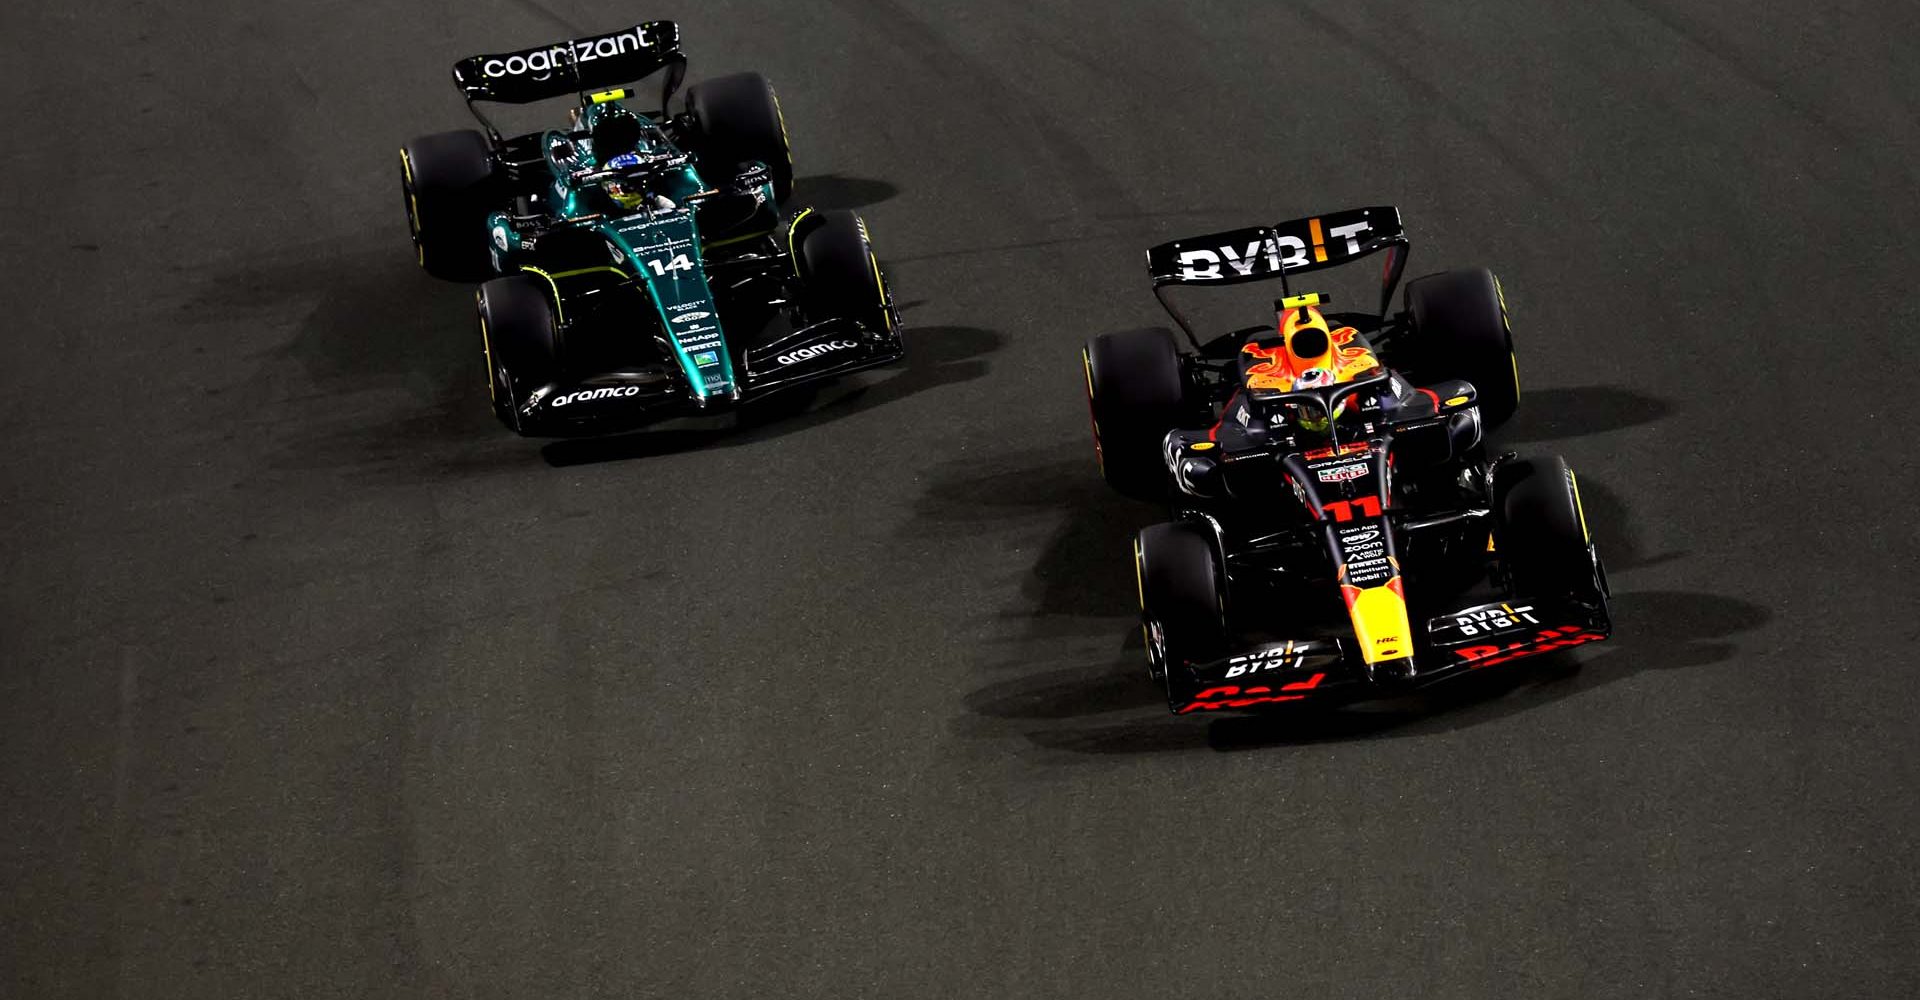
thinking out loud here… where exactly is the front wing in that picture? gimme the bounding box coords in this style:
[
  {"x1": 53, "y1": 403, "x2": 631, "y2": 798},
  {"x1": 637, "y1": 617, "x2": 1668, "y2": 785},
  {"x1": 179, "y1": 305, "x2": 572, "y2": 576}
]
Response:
[
  {"x1": 1167, "y1": 594, "x2": 1612, "y2": 715},
  {"x1": 509, "y1": 318, "x2": 902, "y2": 436}
]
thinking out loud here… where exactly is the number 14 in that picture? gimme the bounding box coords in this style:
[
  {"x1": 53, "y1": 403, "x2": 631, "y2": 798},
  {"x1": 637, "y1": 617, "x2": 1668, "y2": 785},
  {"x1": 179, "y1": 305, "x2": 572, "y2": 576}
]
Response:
[{"x1": 645, "y1": 253, "x2": 694, "y2": 277}]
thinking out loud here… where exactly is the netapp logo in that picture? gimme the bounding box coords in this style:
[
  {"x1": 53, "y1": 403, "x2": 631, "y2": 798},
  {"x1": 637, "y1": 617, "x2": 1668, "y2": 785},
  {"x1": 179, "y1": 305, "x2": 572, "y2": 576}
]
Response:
[
  {"x1": 552, "y1": 386, "x2": 640, "y2": 406},
  {"x1": 482, "y1": 26, "x2": 656, "y2": 81},
  {"x1": 777, "y1": 340, "x2": 856, "y2": 365},
  {"x1": 670, "y1": 311, "x2": 712, "y2": 324}
]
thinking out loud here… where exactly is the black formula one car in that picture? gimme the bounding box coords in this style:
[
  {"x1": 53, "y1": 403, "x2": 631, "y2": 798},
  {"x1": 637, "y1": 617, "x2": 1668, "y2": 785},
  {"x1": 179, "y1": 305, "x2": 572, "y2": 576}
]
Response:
[
  {"x1": 399, "y1": 21, "x2": 900, "y2": 436},
  {"x1": 1083, "y1": 206, "x2": 1612, "y2": 715}
]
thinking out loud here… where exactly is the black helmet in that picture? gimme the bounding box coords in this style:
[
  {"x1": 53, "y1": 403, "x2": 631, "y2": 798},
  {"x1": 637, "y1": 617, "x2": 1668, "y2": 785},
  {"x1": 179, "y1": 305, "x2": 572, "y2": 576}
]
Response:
[{"x1": 589, "y1": 108, "x2": 642, "y2": 161}]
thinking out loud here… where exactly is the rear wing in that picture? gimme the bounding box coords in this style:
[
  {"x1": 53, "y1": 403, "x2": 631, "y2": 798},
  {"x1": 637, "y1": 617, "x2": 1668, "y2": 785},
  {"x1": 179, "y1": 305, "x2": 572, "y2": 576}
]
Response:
[
  {"x1": 451, "y1": 22, "x2": 687, "y2": 135},
  {"x1": 1145, "y1": 206, "x2": 1410, "y2": 337},
  {"x1": 1146, "y1": 206, "x2": 1405, "y2": 286}
]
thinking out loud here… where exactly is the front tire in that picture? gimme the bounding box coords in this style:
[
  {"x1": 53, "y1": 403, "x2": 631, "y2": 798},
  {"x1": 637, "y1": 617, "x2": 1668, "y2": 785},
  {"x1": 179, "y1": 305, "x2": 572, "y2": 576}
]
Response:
[
  {"x1": 685, "y1": 72, "x2": 795, "y2": 203},
  {"x1": 1405, "y1": 268, "x2": 1518, "y2": 427},
  {"x1": 1492, "y1": 454, "x2": 1603, "y2": 600},
  {"x1": 1137, "y1": 522, "x2": 1230, "y2": 707},
  {"x1": 1084, "y1": 329, "x2": 1185, "y2": 500},
  {"x1": 797, "y1": 210, "x2": 895, "y2": 334},
  {"x1": 400, "y1": 130, "x2": 497, "y2": 282},
  {"x1": 477, "y1": 276, "x2": 561, "y2": 431}
]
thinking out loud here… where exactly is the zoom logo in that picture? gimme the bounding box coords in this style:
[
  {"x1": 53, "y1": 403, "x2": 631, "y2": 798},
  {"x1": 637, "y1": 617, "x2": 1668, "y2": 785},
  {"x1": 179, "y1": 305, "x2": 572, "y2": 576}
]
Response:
[{"x1": 777, "y1": 340, "x2": 857, "y2": 365}]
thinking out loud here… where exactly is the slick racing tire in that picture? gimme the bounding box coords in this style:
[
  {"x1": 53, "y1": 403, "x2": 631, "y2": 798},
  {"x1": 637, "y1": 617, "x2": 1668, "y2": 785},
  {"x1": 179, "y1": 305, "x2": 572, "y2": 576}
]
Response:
[
  {"x1": 477, "y1": 275, "x2": 561, "y2": 431},
  {"x1": 401, "y1": 129, "x2": 498, "y2": 282},
  {"x1": 1136, "y1": 521, "x2": 1230, "y2": 705},
  {"x1": 1084, "y1": 328, "x2": 1185, "y2": 501},
  {"x1": 1492, "y1": 454, "x2": 1605, "y2": 601},
  {"x1": 1405, "y1": 268, "x2": 1518, "y2": 428},
  {"x1": 797, "y1": 210, "x2": 895, "y2": 334},
  {"x1": 686, "y1": 72, "x2": 794, "y2": 203}
]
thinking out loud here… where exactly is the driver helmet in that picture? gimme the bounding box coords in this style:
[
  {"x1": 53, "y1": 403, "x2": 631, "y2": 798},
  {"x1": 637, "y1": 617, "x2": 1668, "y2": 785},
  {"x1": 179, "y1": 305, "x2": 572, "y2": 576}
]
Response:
[
  {"x1": 1278, "y1": 303, "x2": 1336, "y2": 374},
  {"x1": 600, "y1": 153, "x2": 650, "y2": 211},
  {"x1": 587, "y1": 105, "x2": 643, "y2": 161},
  {"x1": 1266, "y1": 303, "x2": 1383, "y2": 434}
]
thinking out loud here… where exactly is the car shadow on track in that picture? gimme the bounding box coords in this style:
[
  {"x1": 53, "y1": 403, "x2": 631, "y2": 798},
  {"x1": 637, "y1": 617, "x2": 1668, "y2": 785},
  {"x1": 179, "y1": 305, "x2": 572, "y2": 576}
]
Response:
[
  {"x1": 943, "y1": 463, "x2": 1761, "y2": 757},
  {"x1": 538, "y1": 325, "x2": 1003, "y2": 467},
  {"x1": 904, "y1": 443, "x2": 1188, "y2": 728},
  {"x1": 1492, "y1": 386, "x2": 1673, "y2": 444},
  {"x1": 190, "y1": 237, "x2": 977, "y2": 479},
  {"x1": 183, "y1": 243, "x2": 527, "y2": 482},
  {"x1": 790, "y1": 173, "x2": 901, "y2": 211}
]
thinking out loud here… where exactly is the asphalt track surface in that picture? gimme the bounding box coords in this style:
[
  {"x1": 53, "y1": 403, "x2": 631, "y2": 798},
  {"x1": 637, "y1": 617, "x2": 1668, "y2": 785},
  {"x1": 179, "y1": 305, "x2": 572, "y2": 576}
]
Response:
[{"x1": 6, "y1": 1, "x2": 1920, "y2": 997}]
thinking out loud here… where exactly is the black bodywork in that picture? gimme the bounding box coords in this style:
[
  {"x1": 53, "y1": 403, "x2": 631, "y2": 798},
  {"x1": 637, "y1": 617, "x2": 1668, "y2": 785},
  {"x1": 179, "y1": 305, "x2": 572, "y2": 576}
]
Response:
[{"x1": 1101, "y1": 207, "x2": 1612, "y2": 714}]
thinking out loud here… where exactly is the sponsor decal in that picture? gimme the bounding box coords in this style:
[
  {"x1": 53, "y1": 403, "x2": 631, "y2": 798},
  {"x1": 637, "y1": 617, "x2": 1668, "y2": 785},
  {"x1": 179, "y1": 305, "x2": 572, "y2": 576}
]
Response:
[
  {"x1": 1452, "y1": 604, "x2": 1539, "y2": 637},
  {"x1": 480, "y1": 25, "x2": 658, "y2": 81},
  {"x1": 1303, "y1": 441, "x2": 1370, "y2": 461},
  {"x1": 492, "y1": 227, "x2": 511, "y2": 252},
  {"x1": 678, "y1": 330, "x2": 722, "y2": 351},
  {"x1": 1340, "y1": 528, "x2": 1381, "y2": 545},
  {"x1": 671, "y1": 311, "x2": 712, "y2": 324},
  {"x1": 1173, "y1": 219, "x2": 1374, "y2": 281},
  {"x1": 692, "y1": 351, "x2": 719, "y2": 367},
  {"x1": 633, "y1": 237, "x2": 695, "y2": 254},
  {"x1": 1223, "y1": 644, "x2": 1299, "y2": 679},
  {"x1": 608, "y1": 244, "x2": 625, "y2": 265},
  {"x1": 778, "y1": 339, "x2": 858, "y2": 365},
  {"x1": 1176, "y1": 675, "x2": 1328, "y2": 714},
  {"x1": 1345, "y1": 561, "x2": 1393, "y2": 588},
  {"x1": 1317, "y1": 461, "x2": 1368, "y2": 483},
  {"x1": 666, "y1": 300, "x2": 704, "y2": 312},
  {"x1": 551, "y1": 385, "x2": 641, "y2": 407},
  {"x1": 1344, "y1": 542, "x2": 1385, "y2": 561},
  {"x1": 1453, "y1": 626, "x2": 1607, "y2": 668}
]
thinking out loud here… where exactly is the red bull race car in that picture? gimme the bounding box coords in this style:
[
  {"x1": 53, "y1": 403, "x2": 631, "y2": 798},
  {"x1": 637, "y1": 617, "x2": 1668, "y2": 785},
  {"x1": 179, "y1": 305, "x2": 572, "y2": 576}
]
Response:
[{"x1": 1082, "y1": 207, "x2": 1612, "y2": 714}]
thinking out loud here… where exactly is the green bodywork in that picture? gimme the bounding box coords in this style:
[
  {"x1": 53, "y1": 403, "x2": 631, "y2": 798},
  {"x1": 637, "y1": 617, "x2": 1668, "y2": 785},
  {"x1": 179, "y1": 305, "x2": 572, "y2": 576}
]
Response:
[{"x1": 486, "y1": 100, "x2": 776, "y2": 402}]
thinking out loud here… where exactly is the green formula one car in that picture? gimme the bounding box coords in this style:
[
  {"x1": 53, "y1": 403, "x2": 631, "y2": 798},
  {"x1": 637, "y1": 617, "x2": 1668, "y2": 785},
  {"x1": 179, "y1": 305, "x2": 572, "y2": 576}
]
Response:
[{"x1": 400, "y1": 21, "x2": 900, "y2": 435}]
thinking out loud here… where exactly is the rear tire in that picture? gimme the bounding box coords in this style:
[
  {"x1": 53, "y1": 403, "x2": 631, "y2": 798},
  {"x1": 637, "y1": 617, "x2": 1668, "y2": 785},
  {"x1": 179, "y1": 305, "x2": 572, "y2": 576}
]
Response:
[
  {"x1": 478, "y1": 276, "x2": 561, "y2": 431},
  {"x1": 1405, "y1": 268, "x2": 1518, "y2": 427},
  {"x1": 1137, "y1": 522, "x2": 1229, "y2": 705},
  {"x1": 1084, "y1": 329, "x2": 1185, "y2": 500},
  {"x1": 1492, "y1": 454, "x2": 1601, "y2": 599},
  {"x1": 686, "y1": 72, "x2": 795, "y2": 203},
  {"x1": 797, "y1": 210, "x2": 894, "y2": 333},
  {"x1": 401, "y1": 130, "x2": 498, "y2": 282}
]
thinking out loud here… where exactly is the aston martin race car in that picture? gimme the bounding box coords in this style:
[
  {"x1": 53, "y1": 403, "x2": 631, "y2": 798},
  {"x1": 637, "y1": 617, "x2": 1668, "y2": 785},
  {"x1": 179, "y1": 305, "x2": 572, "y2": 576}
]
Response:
[
  {"x1": 399, "y1": 21, "x2": 900, "y2": 435},
  {"x1": 1083, "y1": 206, "x2": 1612, "y2": 714}
]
